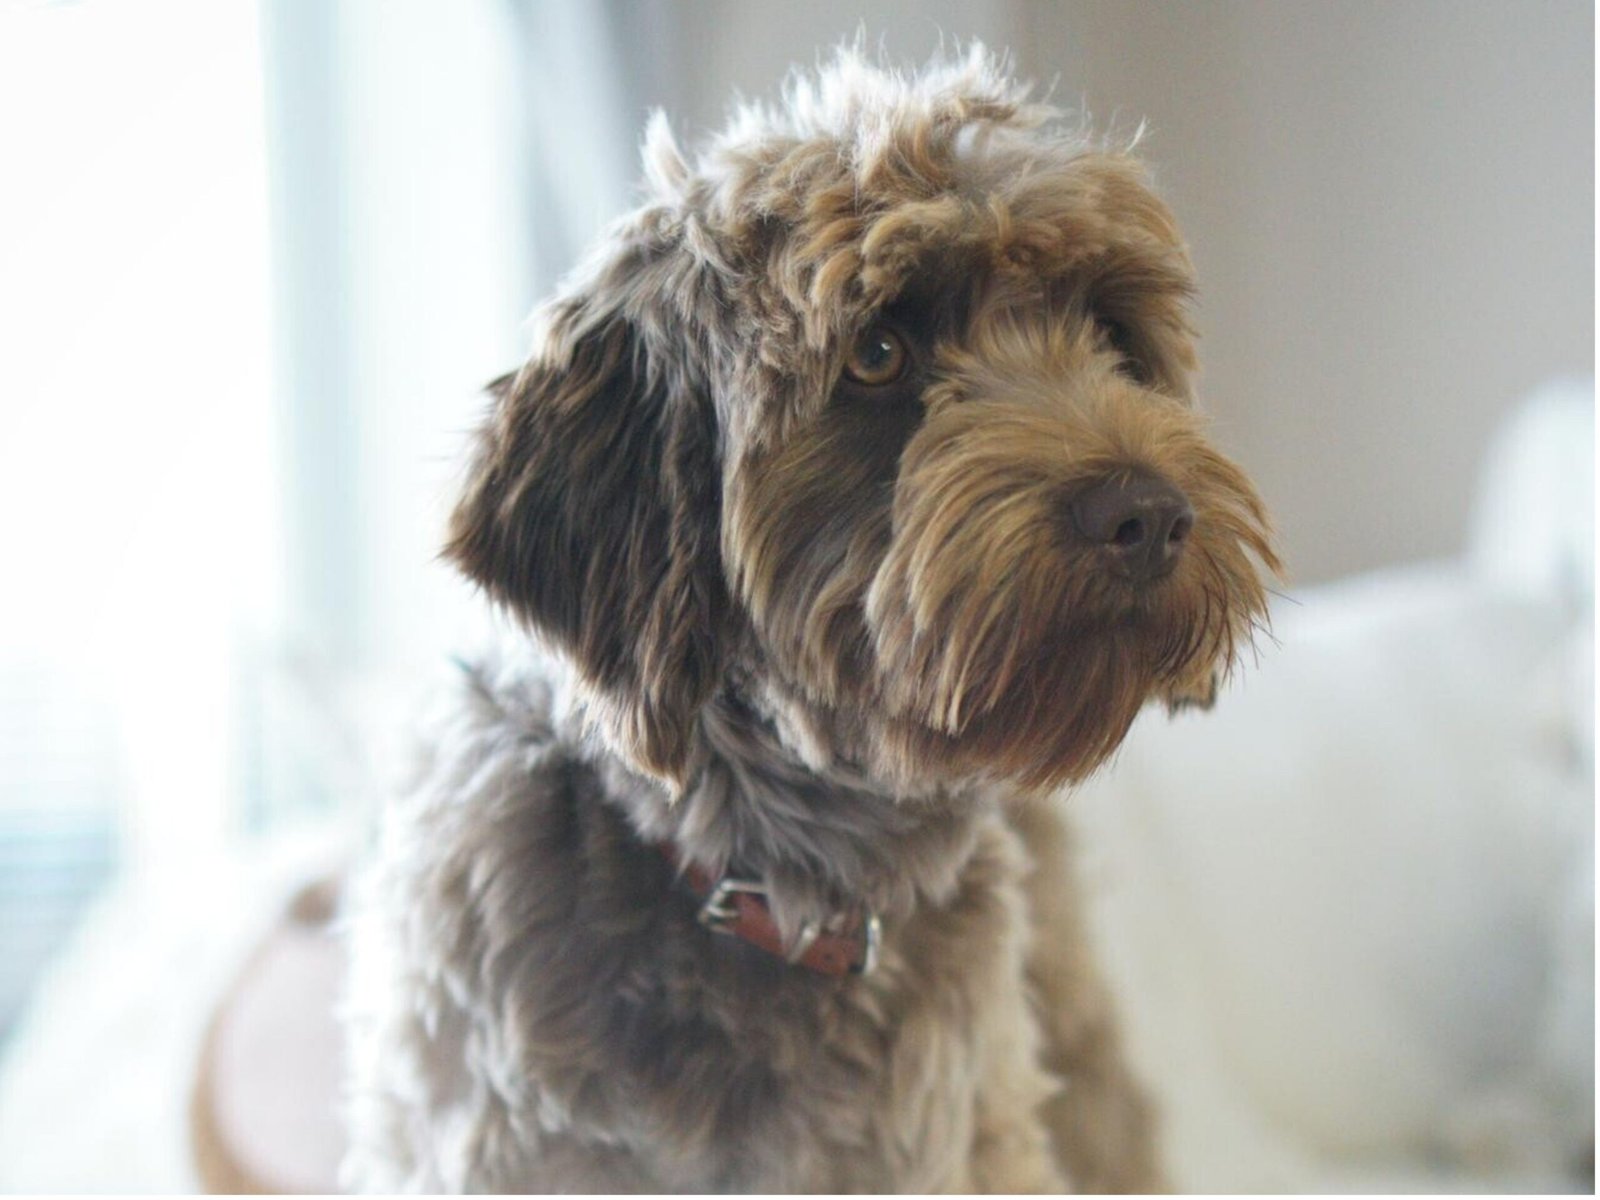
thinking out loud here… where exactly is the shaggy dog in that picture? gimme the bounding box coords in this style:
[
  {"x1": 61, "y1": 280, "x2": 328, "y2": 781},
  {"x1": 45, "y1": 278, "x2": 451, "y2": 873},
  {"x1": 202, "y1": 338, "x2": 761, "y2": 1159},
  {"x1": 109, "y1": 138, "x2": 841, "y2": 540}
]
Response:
[{"x1": 342, "y1": 48, "x2": 1277, "y2": 1193}]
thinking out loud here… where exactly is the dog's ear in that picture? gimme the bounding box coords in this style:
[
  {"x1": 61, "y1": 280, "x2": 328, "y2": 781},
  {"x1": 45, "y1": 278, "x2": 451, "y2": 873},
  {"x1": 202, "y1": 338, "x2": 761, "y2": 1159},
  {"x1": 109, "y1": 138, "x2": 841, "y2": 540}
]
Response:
[
  {"x1": 1166, "y1": 671, "x2": 1219, "y2": 715},
  {"x1": 447, "y1": 281, "x2": 728, "y2": 789}
]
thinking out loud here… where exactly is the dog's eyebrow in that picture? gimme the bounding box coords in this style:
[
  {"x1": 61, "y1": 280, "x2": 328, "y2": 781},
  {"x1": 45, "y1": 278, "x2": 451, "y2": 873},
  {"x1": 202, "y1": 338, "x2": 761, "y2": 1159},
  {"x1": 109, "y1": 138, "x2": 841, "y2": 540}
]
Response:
[{"x1": 879, "y1": 289, "x2": 968, "y2": 345}]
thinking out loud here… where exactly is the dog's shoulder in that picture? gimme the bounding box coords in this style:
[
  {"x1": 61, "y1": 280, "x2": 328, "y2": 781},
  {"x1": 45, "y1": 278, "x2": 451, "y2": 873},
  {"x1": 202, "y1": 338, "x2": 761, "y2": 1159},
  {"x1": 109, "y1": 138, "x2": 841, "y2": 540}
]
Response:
[
  {"x1": 398, "y1": 635, "x2": 580, "y2": 786},
  {"x1": 346, "y1": 641, "x2": 668, "y2": 1187}
]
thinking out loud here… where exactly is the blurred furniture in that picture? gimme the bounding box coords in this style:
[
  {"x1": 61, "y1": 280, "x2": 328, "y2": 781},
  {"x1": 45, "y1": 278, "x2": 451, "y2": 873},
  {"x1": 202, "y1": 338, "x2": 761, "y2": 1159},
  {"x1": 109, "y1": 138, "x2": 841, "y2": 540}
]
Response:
[
  {"x1": 1073, "y1": 379, "x2": 1594, "y2": 1191},
  {"x1": 190, "y1": 875, "x2": 345, "y2": 1194}
]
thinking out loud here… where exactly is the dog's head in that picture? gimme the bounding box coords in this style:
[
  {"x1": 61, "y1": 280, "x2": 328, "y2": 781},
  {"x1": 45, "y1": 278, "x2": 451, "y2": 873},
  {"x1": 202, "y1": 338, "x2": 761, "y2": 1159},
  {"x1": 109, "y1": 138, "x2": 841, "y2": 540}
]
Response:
[{"x1": 449, "y1": 48, "x2": 1278, "y2": 793}]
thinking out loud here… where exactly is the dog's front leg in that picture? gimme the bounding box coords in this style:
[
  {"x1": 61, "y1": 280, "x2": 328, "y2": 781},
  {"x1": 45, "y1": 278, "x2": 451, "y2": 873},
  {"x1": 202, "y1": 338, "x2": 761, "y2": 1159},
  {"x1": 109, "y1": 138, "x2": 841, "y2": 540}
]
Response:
[
  {"x1": 965, "y1": 995, "x2": 1070, "y2": 1193},
  {"x1": 1009, "y1": 795, "x2": 1168, "y2": 1193},
  {"x1": 934, "y1": 818, "x2": 1069, "y2": 1194}
]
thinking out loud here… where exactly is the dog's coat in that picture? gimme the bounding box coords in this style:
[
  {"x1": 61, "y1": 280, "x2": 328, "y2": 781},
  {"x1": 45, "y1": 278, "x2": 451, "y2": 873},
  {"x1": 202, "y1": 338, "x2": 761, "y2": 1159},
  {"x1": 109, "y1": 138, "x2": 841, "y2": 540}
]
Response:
[{"x1": 342, "y1": 48, "x2": 1275, "y2": 1192}]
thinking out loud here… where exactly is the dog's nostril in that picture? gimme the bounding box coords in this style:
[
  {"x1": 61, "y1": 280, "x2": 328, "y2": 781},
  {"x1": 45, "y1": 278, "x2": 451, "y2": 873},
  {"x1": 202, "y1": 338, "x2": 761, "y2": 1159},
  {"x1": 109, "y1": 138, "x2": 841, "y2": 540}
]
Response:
[{"x1": 1070, "y1": 471, "x2": 1195, "y2": 583}]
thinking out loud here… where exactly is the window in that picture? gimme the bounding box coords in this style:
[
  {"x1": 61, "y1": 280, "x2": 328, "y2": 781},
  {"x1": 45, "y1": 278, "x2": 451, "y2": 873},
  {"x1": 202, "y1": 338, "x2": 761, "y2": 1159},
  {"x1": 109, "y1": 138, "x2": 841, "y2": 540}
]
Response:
[{"x1": 0, "y1": 0, "x2": 273, "y2": 1036}]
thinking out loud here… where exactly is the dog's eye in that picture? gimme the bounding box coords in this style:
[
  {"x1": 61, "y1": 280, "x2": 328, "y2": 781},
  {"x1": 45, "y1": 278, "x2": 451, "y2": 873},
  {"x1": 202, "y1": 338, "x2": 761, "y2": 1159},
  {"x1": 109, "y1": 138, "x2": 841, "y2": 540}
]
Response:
[
  {"x1": 843, "y1": 325, "x2": 910, "y2": 387},
  {"x1": 1100, "y1": 317, "x2": 1154, "y2": 386}
]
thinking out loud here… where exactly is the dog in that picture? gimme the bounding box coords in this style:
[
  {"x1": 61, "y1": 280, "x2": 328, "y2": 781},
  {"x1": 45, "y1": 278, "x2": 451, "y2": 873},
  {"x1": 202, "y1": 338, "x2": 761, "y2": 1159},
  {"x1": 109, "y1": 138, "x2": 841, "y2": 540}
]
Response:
[{"x1": 342, "y1": 47, "x2": 1277, "y2": 1193}]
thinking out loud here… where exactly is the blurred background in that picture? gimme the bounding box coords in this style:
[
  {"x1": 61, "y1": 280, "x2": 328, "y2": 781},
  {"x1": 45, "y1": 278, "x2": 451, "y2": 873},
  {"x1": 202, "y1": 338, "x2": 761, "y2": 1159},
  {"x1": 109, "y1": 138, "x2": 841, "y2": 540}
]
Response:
[{"x1": 0, "y1": 0, "x2": 1590, "y2": 1192}]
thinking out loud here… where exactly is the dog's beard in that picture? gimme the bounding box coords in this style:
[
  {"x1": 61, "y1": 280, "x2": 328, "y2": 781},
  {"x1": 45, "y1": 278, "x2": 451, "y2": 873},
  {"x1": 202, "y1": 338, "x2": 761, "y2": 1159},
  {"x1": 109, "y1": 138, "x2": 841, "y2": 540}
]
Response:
[
  {"x1": 863, "y1": 395, "x2": 1274, "y2": 788},
  {"x1": 734, "y1": 391, "x2": 1274, "y2": 792}
]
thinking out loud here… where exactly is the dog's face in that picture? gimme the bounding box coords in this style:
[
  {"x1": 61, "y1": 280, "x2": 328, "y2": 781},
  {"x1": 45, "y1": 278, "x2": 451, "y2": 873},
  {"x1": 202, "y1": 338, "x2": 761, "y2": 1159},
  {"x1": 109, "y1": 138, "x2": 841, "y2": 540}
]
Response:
[{"x1": 449, "y1": 52, "x2": 1278, "y2": 793}]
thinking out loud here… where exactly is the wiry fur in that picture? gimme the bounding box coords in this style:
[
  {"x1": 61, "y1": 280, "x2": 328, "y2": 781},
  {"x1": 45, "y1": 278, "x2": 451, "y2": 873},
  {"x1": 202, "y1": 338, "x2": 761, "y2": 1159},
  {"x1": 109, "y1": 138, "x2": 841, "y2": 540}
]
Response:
[{"x1": 343, "y1": 46, "x2": 1277, "y2": 1193}]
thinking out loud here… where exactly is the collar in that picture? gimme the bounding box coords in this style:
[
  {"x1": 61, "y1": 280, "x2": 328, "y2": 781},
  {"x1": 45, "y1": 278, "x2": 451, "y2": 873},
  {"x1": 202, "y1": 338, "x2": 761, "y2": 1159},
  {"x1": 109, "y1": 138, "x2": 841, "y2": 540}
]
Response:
[{"x1": 660, "y1": 843, "x2": 881, "y2": 978}]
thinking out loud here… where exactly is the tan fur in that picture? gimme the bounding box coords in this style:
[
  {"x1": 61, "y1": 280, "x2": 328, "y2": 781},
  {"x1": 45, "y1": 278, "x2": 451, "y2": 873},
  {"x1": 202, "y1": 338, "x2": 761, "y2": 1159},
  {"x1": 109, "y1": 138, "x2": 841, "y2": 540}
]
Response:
[{"x1": 345, "y1": 45, "x2": 1276, "y2": 1193}]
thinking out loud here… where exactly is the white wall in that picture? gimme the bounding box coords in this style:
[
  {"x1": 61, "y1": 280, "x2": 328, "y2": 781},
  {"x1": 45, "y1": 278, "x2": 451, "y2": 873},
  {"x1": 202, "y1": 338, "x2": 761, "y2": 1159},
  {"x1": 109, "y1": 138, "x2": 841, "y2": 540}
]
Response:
[
  {"x1": 650, "y1": 0, "x2": 1593, "y2": 584},
  {"x1": 1026, "y1": 0, "x2": 1594, "y2": 584}
]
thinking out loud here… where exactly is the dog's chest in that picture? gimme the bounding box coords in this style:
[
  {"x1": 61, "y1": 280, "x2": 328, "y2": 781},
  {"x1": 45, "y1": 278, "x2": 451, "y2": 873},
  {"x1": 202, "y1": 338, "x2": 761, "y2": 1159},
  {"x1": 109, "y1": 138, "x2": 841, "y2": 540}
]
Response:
[
  {"x1": 351, "y1": 684, "x2": 1054, "y2": 1192},
  {"x1": 642, "y1": 840, "x2": 1040, "y2": 1193},
  {"x1": 508, "y1": 819, "x2": 1040, "y2": 1192}
]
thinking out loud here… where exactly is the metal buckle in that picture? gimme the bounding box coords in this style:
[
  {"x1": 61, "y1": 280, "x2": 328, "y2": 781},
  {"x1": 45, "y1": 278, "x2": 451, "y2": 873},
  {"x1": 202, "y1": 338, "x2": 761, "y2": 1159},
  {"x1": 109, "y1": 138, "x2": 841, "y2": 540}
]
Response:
[
  {"x1": 854, "y1": 913, "x2": 882, "y2": 975},
  {"x1": 785, "y1": 920, "x2": 822, "y2": 964},
  {"x1": 697, "y1": 876, "x2": 766, "y2": 934}
]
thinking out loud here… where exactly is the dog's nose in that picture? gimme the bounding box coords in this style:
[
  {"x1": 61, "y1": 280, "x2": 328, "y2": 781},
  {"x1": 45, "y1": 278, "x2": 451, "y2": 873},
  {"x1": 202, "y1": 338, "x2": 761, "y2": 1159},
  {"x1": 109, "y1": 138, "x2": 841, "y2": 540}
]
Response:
[{"x1": 1071, "y1": 471, "x2": 1194, "y2": 582}]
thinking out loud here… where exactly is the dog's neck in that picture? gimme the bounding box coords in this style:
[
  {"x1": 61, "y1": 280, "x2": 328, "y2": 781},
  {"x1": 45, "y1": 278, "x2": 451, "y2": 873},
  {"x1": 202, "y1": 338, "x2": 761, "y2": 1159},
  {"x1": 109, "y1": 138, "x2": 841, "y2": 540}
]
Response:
[{"x1": 607, "y1": 684, "x2": 998, "y2": 938}]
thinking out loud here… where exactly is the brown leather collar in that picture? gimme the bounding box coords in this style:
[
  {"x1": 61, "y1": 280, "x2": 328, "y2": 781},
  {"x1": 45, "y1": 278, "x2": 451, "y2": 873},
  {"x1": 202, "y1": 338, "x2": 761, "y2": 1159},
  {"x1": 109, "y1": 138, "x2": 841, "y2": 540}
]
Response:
[{"x1": 661, "y1": 844, "x2": 880, "y2": 978}]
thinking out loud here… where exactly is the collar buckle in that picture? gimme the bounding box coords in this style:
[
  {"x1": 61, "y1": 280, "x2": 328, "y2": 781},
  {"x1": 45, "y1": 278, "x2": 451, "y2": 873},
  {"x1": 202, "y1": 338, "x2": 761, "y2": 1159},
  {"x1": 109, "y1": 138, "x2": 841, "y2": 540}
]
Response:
[
  {"x1": 673, "y1": 852, "x2": 881, "y2": 977},
  {"x1": 697, "y1": 876, "x2": 766, "y2": 934}
]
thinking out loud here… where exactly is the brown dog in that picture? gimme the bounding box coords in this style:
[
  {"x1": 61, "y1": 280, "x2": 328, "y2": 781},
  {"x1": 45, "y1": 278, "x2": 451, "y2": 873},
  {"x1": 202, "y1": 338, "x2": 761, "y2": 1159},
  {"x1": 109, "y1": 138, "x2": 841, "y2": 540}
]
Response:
[{"x1": 343, "y1": 47, "x2": 1276, "y2": 1192}]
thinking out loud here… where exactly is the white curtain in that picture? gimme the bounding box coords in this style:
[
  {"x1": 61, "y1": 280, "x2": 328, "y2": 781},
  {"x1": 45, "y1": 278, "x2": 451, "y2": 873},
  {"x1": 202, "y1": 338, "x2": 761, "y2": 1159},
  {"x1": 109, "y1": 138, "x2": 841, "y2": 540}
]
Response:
[
  {"x1": 252, "y1": 0, "x2": 649, "y2": 830},
  {"x1": 0, "y1": 0, "x2": 653, "y2": 1033},
  {"x1": 0, "y1": 0, "x2": 275, "y2": 1029}
]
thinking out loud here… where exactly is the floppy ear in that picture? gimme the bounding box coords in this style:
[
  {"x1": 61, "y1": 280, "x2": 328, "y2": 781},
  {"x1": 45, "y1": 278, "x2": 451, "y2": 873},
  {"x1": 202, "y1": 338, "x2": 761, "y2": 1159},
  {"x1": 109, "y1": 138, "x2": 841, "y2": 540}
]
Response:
[{"x1": 446, "y1": 287, "x2": 729, "y2": 788}]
